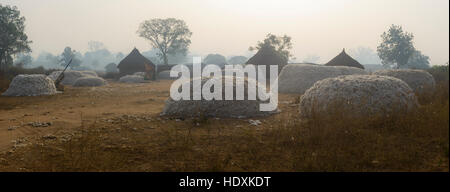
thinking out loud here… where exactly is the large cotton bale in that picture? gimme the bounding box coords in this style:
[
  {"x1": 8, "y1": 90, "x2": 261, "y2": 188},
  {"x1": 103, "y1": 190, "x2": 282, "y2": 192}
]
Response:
[
  {"x1": 2, "y1": 74, "x2": 57, "y2": 96},
  {"x1": 133, "y1": 72, "x2": 146, "y2": 77},
  {"x1": 373, "y1": 69, "x2": 436, "y2": 97},
  {"x1": 159, "y1": 65, "x2": 228, "y2": 80},
  {"x1": 278, "y1": 64, "x2": 368, "y2": 94},
  {"x1": 119, "y1": 75, "x2": 145, "y2": 83},
  {"x1": 73, "y1": 76, "x2": 106, "y2": 87},
  {"x1": 162, "y1": 76, "x2": 277, "y2": 118},
  {"x1": 48, "y1": 70, "x2": 96, "y2": 85},
  {"x1": 299, "y1": 75, "x2": 418, "y2": 120},
  {"x1": 80, "y1": 71, "x2": 98, "y2": 77}
]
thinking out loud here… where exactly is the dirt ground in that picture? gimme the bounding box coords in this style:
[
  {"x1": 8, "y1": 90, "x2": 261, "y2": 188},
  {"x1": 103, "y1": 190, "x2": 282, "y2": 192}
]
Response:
[
  {"x1": 0, "y1": 79, "x2": 447, "y2": 172},
  {"x1": 0, "y1": 80, "x2": 168, "y2": 150},
  {"x1": 0, "y1": 80, "x2": 297, "y2": 152}
]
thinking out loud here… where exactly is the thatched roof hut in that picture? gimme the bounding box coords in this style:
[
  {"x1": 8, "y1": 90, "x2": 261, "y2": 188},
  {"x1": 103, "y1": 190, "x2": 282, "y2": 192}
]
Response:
[
  {"x1": 246, "y1": 46, "x2": 288, "y2": 76},
  {"x1": 117, "y1": 48, "x2": 156, "y2": 79},
  {"x1": 325, "y1": 49, "x2": 364, "y2": 69}
]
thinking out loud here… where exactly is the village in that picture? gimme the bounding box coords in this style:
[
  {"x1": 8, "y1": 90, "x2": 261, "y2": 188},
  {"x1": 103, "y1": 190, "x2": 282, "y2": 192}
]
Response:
[{"x1": 0, "y1": 1, "x2": 448, "y2": 173}]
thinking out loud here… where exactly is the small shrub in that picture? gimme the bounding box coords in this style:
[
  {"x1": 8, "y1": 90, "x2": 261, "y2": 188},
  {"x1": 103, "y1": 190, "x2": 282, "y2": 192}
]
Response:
[
  {"x1": 0, "y1": 72, "x2": 11, "y2": 93},
  {"x1": 427, "y1": 65, "x2": 449, "y2": 83}
]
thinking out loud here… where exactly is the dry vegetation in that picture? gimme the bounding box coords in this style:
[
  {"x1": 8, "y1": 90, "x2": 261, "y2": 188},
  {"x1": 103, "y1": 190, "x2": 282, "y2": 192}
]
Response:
[{"x1": 0, "y1": 67, "x2": 448, "y2": 172}]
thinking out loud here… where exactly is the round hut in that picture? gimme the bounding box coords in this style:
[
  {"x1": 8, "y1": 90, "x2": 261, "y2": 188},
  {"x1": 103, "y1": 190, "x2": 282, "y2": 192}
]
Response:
[
  {"x1": 246, "y1": 46, "x2": 288, "y2": 77},
  {"x1": 117, "y1": 48, "x2": 156, "y2": 80},
  {"x1": 325, "y1": 49, "x2": 365, "y2": 69}
]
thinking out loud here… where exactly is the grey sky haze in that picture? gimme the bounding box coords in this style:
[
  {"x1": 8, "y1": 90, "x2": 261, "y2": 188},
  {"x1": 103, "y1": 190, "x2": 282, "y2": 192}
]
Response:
[{"x1": 1, "y1": 0, "x2": 448, "y2": 65}]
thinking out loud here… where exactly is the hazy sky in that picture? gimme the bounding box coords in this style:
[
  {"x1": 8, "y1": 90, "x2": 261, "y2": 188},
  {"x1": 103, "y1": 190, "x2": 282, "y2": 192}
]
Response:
[{"x1": 1, "y1": 0, "x2": 449, "y2": 64}]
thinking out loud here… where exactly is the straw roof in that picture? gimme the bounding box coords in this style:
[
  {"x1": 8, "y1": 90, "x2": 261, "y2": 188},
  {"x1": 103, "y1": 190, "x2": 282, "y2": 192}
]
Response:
[
  {"x1": 117, "y1": 48, "x2": 155, "y2": 76},
  {"x1": 246, "y1": 46, "x2": 288, "y2": 74},
  {"x1": 325, "y1": 49, "x2": 364, "y2": 69}
]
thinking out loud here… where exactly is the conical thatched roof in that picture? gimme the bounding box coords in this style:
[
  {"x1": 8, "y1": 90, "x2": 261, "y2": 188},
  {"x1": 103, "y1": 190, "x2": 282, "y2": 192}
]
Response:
[
  {"x1": 325, "y1": 49, "x2": 364, "y2": 69},
  {"x1": 246, "y1": 46, "x2": 288, "y2": 74},
  {"x1": 117, "y1": 48, "x2": 155, "y2": 76}
]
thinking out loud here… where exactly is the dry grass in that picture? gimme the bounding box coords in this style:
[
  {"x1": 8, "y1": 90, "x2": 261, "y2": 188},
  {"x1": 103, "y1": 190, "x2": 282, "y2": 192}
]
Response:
[
  {"x1": 0, "y1": 73, "x2": 10, "y2": 94},
  {"x1": 427, "y1": 65, "x2": 449, "y2": 83},
  {"x1": 0, "y1": 78, "x2": 448, "y2": 172}
]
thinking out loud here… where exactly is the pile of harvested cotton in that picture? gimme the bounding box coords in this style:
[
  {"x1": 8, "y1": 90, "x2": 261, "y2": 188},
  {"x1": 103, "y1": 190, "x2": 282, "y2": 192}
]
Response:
[
  {"x1": 2, "y1": 74, "x2": 57, "y2": 96},
  {"x1": 299, "y1": 75, "x2": 418, "y2": 120},
  {"x1": 133, "y1": 72, "x2": 146, "y2": 77},
  {"x1": 73, "y1": 76, "x2": 107, "y2": 87},
  {"x1": 80, "y1": 71, "x2": 98, "y2": 77},
  {"x1": 48, "y1": 70, "x2": 97, "y2": 85},
  {"x1": 278, "y1": 64, "x2": 368, "y2": 94},
  {"x1": 161, "y1": 76, "x2": 277, "y2": 118},
  {"x1": 119, "y1": 75, "x2": 145, "y2": 83},
  {"x1": 373, "y1": 69, "x2": 436, "y2": 97}
]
